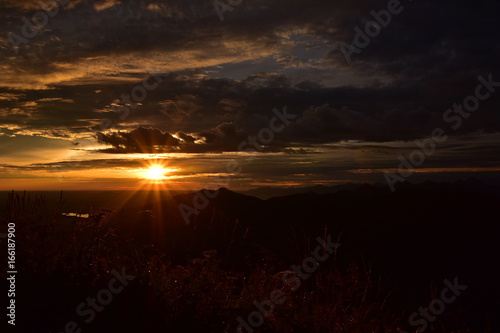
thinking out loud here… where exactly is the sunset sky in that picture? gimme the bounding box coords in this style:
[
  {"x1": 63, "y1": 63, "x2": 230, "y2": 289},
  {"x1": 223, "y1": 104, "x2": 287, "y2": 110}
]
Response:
[{"x1": 1, "y1": 0, "x2": 500, "y2": 190}]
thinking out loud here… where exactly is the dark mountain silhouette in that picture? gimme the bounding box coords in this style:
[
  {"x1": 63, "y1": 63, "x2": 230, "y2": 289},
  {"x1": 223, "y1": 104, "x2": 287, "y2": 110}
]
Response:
[
  {"x1": 239, "y1": 183, "x2": 361, "y2": 199},
  {"x1": 131, "y1": 181, "x2": 498, "y2": 332},
  {"x1": 239, "y1": 177, "x2": 500, "y2": 199}
]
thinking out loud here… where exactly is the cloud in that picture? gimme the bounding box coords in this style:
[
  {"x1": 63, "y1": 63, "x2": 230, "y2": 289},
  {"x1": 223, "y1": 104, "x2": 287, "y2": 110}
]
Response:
[
  {"x1": 0, "y1": 0, "x2": 499, "y2": 147},
  {"x1": 96, "y1": 121, "x2": 287, "y2": 154},
  {"x1": 97, "y1": 127, "x2": 180, "y2": 153},
  {"x1": 0, "y1": 93, "x2": 25, "y2": 101},
  {"x1": 93, "y1": 0, "x2": 121, "y2": 11}
]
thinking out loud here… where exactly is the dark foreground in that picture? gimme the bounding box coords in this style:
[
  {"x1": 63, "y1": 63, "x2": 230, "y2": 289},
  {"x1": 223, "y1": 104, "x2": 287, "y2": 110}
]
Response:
[{"x1": 1, "y1": 180, "x2": 499, "y2": 333}]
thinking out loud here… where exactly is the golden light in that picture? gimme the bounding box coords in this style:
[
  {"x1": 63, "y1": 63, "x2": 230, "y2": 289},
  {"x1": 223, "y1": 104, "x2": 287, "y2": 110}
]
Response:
[
  {"x1": 140, "y1": 163, "x2": 176, "y2": 181},
  {"x1": 146, "y1": 165, "x2": 167, "y2": 180}
]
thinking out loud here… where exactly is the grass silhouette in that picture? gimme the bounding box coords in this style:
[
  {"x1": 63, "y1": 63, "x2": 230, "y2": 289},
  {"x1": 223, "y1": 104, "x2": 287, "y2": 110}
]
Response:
[{"x1": 1, "y1": 190, "x2": 481, "y2": 333}]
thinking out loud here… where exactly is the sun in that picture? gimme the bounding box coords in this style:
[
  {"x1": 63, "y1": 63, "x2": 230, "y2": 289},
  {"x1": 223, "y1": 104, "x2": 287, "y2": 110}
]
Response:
[
  {"x1": 137, "y1": 161, "x2": 178, "y2": 183},
  {"x1": 145, "y1": 165, "x2": 167, "y2": 180}
]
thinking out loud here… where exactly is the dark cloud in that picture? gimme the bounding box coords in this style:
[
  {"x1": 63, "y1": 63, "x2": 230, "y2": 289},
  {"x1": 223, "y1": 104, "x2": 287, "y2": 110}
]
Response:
[
  {"x1": 0, "y1": 0, "x2": 499, "y2": 146},
  {"x1": 96, "y1": 122, "x2": 250, "y2": 154},
  {"x1": 97, "y1": 126, "x2": 180, "y2": 153}
]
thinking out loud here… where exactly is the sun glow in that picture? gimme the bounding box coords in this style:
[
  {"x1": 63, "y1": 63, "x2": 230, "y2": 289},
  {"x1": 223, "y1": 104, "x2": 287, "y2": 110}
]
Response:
[
  {"x1": 146, "y1": 165, "x2": 166, "y2": 180},
  {"x1": 141, "y1": 163, "x2": 176, "y2": 181}
]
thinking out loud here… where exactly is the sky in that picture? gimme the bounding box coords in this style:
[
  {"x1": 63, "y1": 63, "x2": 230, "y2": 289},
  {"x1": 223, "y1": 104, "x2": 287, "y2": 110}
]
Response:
[{"x1": 0, "y1": 0, "x2": 500, "y2": 191}]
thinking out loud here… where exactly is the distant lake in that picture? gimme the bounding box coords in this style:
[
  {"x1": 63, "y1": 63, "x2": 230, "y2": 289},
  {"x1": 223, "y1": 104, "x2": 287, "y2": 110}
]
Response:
[{"x1": 62, "y1": 213, "x2": 90, "y2": 219}]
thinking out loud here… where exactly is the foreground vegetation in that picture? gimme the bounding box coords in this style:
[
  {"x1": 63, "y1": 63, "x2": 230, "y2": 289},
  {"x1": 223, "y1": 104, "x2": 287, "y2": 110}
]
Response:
[{"x1": 1, "y1": 191, "x2": 477, "y2": 332}]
